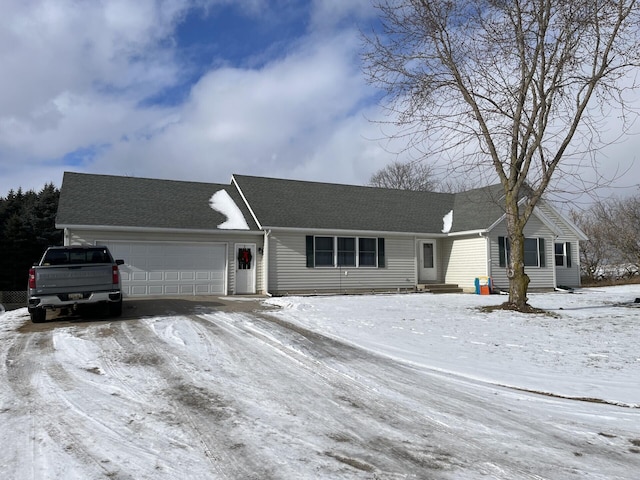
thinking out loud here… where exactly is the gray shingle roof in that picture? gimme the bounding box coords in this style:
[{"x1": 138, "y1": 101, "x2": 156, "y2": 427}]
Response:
[
  {"x1": 57, "y1": 172, "x2": 259, "y2": 231},
  {"x1": 233, "y1": 174, "x2": 506, "y2": 234},
  {"x1": 57, "y1": 171, "x2": 509, "y2": 235},
  {"x1": 451, "y1": 183, "x2": 507, "y2": 232}
]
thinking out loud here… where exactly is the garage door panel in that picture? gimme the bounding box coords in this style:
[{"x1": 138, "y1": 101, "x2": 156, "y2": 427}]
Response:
[
  {"x1": 181, "y1": 272, "x2": 195, "y2": 281},
  {"x1": 98, "y1": 241, "x2": 227, "y2": 296}
]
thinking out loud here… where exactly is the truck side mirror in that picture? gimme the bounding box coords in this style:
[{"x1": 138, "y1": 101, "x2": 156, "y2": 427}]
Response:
[{"x1": 116, "y1": 259, "x2": 125, "y2": 265}]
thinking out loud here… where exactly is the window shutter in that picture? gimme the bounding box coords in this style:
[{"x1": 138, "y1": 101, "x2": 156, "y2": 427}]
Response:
[
  {"x1": 566, "y1": 242, "x2": 572, "y2": 268},
  {"x1": 498, "y1": 237, "x2": 506, "y2": 267},
  {"x1": 305, "y1": 236, "x2": 314, "y2": 268},
  {"x1": 539, "y1": 238, "x2": 546, "y2": 267},
  {"x1": 377, "y1": 238, "x2": 385, "y2": 268}
]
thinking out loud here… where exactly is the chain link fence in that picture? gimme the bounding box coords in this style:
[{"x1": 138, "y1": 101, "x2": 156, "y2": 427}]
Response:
[{"x1": 0, "y1": 291, "x2": 27, "y2": 311}]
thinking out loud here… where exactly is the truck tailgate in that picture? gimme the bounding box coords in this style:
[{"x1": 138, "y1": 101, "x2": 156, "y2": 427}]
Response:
[{"x1": 33, "y1": 265, "x2": 114, "y2": 295}]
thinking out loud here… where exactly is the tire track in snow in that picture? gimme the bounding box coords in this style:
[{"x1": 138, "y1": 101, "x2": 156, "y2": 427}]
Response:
[
  {"x1": 3, "y1": 327, "x2": 124, "y2": 479},
  {"x1": 106, "y1": 316, "x2": 284, "y2": 479},
  {"x1": 210, "y1": 310, "x2": 639, "y2": 479}
]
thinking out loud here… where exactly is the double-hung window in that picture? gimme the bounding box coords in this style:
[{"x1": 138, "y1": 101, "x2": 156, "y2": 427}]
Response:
[
  {"x1": 337, "y1": 237, "x2": 356, "y2": 266},
  {"x1": 499, "y1": 236, "x2": 546, "y2": 268},
  {"x1": 358, "y1": 238, "x2": 377, "y2": 267},
  {"x1": 314, "y1": 236, "x2": 334, "y2": 267},
  {"x1": 306, "y1": 236, "x2": 385, "y2": 268},
  {"x1": 554, "y1": 242, "x2": 572, "y2": 267}
]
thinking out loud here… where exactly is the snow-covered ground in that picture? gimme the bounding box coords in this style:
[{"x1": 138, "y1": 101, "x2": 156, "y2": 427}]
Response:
[
  {"x1": 265, "y1": 285, "x2": 640, "y2": 408},
  {"x1": 1, "y1": 285, "x2": 639, "y2": 479}
]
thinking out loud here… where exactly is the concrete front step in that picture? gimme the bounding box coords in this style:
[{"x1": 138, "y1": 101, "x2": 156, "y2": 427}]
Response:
[{"x1": 416, "y1": 283, "x2": 464, "y2": 294}]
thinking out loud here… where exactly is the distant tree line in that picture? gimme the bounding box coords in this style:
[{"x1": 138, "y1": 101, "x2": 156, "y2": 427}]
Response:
[
  {"x1": 0, "y1": 184, "x2": 62, "y2": 291},
  {"x1": 571, "y1": 193, "x2": 640, "y2": 284}
]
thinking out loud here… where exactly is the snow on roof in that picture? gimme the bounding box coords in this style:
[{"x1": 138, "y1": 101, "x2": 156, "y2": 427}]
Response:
[
  {"x1": 209, "y1": 190, "x2": 250, "y2": 230},
  {"x1": 442, "y1": 210, "x2": 453, "y2": 233}
]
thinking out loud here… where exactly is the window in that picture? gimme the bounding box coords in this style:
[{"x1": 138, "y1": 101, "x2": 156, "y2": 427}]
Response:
[
  {"x1": 337, "y1": 237, "x2": 356, "y2": 266},
  {"x1": 358, "y1": 238, "x2": 377, "y2": 267},
  {"x1": 499, "y1": 236, "x2": 546, "y2": 268},
  {"x1": 314, "y1": 236, "x2": 334, "y2": 267},
  {"x1": 423, "y1": 243, "x2": 434, "y2": 268},
  {"x1": 555, "y1": 242, "x2": 572, "y2": 267},
  {"x1": 306, "y1": 236, "x2": 385, "y2": 268},
  {"x1": 523, "y1": 238, "x2": 540, "y2": 266}
]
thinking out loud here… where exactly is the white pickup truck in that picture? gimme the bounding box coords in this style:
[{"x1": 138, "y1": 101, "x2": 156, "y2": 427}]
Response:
[{"x1": 27, "y1": 246, "x2": 125, "y2": 323}]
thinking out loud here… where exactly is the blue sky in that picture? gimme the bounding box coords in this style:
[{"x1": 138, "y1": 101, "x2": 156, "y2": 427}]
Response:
[
  {"x1": 1, "y1": 0, "x2": 638, "y2": 201},
  {"x1": 0, "y1": 0, "x2": 391, "y2": 196}
]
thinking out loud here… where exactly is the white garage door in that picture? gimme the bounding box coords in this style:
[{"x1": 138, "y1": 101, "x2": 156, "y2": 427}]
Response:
[{"x1": 99, "y1": 241, "x2": 227, "y2": 296}]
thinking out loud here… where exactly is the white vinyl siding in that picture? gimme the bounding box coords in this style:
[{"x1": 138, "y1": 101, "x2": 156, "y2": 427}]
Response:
[
  {"x1": 65, "y1": 229, "x2": 264, "y2": 295},
  {"x1": 537, "y1": 202, "x2": 582, "y2": 288},
  {"x1": 441, "y1": 235, "x2": 488, "y2": 291},
  {"x1": 268, "y1": 231, "x2": 415, "y2": 294},
  {"x1": 488, "y1": 216, "x2": 555, "y2": 291}
]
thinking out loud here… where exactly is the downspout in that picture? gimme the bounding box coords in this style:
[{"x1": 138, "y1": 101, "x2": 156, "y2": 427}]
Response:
[
  {"x1": 263, "y1": 229, "x2": 272, "y2": 296},
  {"x1": 552, "y1": 235, "x2": 559, "y2": 290},
  {"x1": 480, "y1": 232, "x2": 490, "y2": 277},
  {"x1": 64, "y1": 228, "x2": 70, "y2": 246}
]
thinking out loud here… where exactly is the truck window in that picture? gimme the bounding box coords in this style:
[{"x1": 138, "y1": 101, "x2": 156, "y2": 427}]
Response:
[{"x1": 43, "y1": 249, "x2": 111, "y2": 265}]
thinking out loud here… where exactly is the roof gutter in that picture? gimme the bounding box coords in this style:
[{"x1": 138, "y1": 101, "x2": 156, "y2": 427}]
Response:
[
  {"x1": 55, "y1": 224, "x2": 263, "y2": 236},
  {"x1": 259, "y1": 226, "x2": 453, "y2": 237}
]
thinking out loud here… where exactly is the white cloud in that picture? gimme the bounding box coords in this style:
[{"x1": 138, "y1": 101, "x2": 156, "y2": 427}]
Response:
[
  {"x1": 3, "y1": 0, "x2": 635, "y2": 204},
  {"x1": 0, "y1": 0, "x2": 400, "y2": 195}
]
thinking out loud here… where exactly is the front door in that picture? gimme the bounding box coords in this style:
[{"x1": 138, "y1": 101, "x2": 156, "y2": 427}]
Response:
[
  {"x1": 418, "y1": 240, "x2": 438, "y2": 282},
  {"x1": 235, "y1": 243, "x2": 256, "y2": 294}
]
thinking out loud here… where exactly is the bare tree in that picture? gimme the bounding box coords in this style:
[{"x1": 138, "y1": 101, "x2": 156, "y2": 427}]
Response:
[
  {"x1": 369, "y1": 161, "x2": 438, "y2": 190},
  {"x1": 570, "y1": 208, "x2": 611, "y2": 282},
  {"x1": 363, "y1": 0, "x2": 640, "y2": 311},
  {"x1": 369, "y1": 160, "x2": 466, "y2": 191},
  {"x1": 590, "y1": 194, "x2": 640, "y2": 276}
]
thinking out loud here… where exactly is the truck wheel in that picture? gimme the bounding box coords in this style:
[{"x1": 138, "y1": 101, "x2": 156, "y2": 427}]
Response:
[
  {"x1": 29, "y1": 307, "x2": 46, "y2": 323},
  {"x1": 109, "y1": 300, "x2": 123, "y2": 317}
]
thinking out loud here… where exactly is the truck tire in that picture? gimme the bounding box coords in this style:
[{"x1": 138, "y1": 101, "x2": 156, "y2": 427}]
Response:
[
  {"x1": 29, "y1": 307, "x2": 46, "y2": 323},
  {"x1": 109, "y1": 299, "x2": 123, "y2": 317}
]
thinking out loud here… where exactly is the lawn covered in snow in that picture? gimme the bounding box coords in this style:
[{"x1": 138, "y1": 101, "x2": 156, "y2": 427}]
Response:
[{"x1": 265, "y1": 285, "x2": 640, "y2": 407}]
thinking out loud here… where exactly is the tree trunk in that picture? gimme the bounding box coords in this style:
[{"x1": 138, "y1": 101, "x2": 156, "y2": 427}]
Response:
[
  {"x1": 504, "y1": 194, "x2": 531, "y2": 311},
  {"x1": 507, "y1": 232, "x2": 530, "y2": 309}
]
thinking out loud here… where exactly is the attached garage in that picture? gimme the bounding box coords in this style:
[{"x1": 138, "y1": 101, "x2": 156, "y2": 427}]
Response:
[{"x1": 99, "y1": 241, "x2": 227, "y2": 296}]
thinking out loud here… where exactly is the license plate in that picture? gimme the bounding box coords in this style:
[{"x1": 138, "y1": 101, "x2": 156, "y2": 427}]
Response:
[{"x1": 68, "y1": 293, "x2": 83, "y2": 300}]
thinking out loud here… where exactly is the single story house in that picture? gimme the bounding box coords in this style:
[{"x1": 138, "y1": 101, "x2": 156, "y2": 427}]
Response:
[{"x1": 56, "y1": 171, "x2": 587, "y2": 296}]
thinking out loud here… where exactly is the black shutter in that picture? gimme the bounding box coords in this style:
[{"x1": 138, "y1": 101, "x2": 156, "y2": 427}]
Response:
[
  {"x1": 539, "y1": 238, "x2": 546, "y2": 267},
  {"x1": 377, "y1": 238, "x2": 385, "y2": 268},
  {"x1": 306, "y1": 236, "x2": 314, "y2": 268},
  {"x1": 498, "y1": 237, "x2": 506, "y2": 267},
  {"x1": 566, "y1": 242, "x2": 572, "y2": 268}
]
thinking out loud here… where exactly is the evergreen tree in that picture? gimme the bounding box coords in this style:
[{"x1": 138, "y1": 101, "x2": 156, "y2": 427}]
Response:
[{"x1": 0, "y1": 183, "x2": 62, "y2": 291}]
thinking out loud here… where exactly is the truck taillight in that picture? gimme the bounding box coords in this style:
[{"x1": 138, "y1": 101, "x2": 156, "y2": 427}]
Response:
[
  {"x1": 29, "y1": 268, "x2": 37, "y2": 289},
  {"x1": 112, "y1": 265, "x2": 120, "y2": 285}
]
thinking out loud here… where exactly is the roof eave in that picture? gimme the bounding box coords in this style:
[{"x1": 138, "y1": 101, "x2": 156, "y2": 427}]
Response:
[
  {"x1": 56, "y1": 224, "x2": 262, "y2": 236},
  {"x1": 262, "y1": 225, "x2": 450, "y2": 237}
]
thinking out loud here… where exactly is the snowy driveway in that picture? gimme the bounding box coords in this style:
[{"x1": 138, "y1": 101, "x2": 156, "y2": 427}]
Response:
[{"x1": 1, "y1": 288, "x2": 640, "y2": 479}]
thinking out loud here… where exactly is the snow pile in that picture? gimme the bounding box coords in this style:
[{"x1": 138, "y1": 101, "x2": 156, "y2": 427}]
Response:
[
  {"x1": 442, "y1": 209, "x2": 453, "y2": 233},
  {"x1": 209, "y1": 189, "x2": 250, "y2": 230}
]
